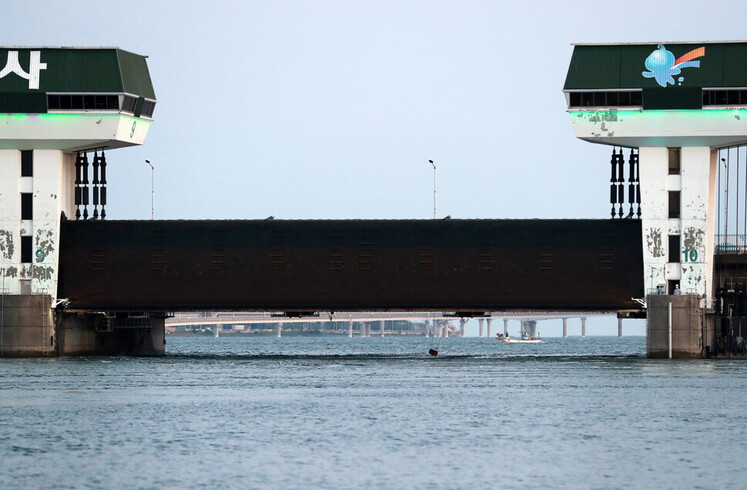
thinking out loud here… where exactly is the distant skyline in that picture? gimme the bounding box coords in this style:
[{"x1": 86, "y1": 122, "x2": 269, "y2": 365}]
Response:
[{"x1": 4, "y1": 0, "x2": 746, "y2": 336}]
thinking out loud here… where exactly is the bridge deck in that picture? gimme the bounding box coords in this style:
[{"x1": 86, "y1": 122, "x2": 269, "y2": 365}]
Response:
[{"x1": 57, "y1": 219, "x2": 644, "y2": 312}]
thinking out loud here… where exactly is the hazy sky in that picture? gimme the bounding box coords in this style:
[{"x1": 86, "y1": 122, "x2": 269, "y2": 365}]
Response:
[{"x1": 4, "y1": 0, "x2": 745, "y2": 335}]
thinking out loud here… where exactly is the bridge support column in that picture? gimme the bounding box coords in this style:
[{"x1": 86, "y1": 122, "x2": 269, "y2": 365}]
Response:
[
  {"x1": 276, "y1": 322, "x2": 282, "y2": 337},
  {"x1": 581, "y1": 317, "x2": 586, "y2": 338},
  {"x1": 444, "y1": 321, "x2": 449, "y2": 337},
  {"x1": 486, "y1": 319, "x2": 492, "y2": 337},
  {"x1": 348, "y1": 320, "x2": 353, "y2": 338},
  {"x1": 618, "y1": 318, "x2": 623, "y2": 338},
  {"x1": 460, "y1": 318, "x2": 466, "y2": 337},
  {"x1": 521, "y1": 320, "x2": 537, "y2": 338},
  {"x1": 424, "y1": 320, "x2": 430, "y2": 337},
  {"x1": 478, "y1": 319, "x2": 484, "y2": 337},
  {"x1": 562, "y1": 318, "x2": 568, "y2": 338},
  {"x1": 379, "y1": 320, "x2": 385, "y2": 337},
  {"x1": 503, "y1": 319, "x2": 509, "y2": 336}
]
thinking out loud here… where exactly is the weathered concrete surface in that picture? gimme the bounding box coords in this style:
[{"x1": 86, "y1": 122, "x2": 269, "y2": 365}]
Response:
[
  {"x1": 0, "y1": 294, "x2": 55, "y2": 357},
  {"x1": 0, "y1": 296, "x2": 165, "y2": 357},
  {"x1": 647, "y1": 294, "x2": 702, "y2": 358}
]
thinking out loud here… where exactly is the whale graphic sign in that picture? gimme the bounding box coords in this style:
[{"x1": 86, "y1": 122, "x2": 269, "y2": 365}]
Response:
[
  {"x1": 563, "y1": 42, "x2": 747, "y2": 91},
  {"x1": 642, "y1": 44, "x2": 705, "y2": 87}
]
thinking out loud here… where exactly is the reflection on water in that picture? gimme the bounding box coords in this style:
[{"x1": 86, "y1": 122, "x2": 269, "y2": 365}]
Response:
[{"x1": 1, "y1": 337, "x2": 745, "y2": 489}]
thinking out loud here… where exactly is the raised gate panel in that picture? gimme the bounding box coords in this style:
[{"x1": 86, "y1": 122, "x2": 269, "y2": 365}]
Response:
[{"x1": 57, "y1": 219, "x2": 644, "y2": 311}]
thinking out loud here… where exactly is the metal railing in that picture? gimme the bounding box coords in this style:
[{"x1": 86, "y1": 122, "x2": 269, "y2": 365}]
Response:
[{"x1": 715, "y1": 235, "x2": 747, "y2": 254}]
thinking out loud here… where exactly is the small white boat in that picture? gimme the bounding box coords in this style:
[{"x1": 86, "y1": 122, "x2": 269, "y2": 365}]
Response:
[{"x1": 495, "y1": 334, "x2": 541, "y2": 343}]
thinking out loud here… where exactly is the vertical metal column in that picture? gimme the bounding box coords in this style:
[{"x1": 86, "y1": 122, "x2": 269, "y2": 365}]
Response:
[
  {"x1": 81, "y1": 152, "x2": 89, "y2": 220},
  {"x1": 668, "y1": 300, "x2": 673, "y2": 359}
]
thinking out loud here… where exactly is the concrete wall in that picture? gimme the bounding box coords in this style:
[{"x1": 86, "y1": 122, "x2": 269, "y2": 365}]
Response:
[
  {"x1": 0, "y1": 149, "x2": 74, "y2": 300},
  {"x1": 647, "y1": 294, "x2": 703, "y2": 358},
  {"x1": 639, "y1": 147, "x2": 716, "y2": 297},
  {"x1": 0, "y1": 294, "x2": 55, "y2": 357},
  {"x1": 0, "y1": 150, "x2": 21, "y2": 293}
]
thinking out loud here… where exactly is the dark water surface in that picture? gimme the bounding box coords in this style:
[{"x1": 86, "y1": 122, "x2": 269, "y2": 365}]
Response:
[{"x1": 1, "y1": 337, "x2": 746, "y2": 489}]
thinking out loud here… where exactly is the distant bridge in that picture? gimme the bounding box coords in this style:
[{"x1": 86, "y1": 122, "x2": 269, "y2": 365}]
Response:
[{"x1": 166, "y1": 311, "x2": 618, "y2": 338}]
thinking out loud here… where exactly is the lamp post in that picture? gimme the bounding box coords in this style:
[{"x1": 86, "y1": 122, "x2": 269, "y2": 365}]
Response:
[
  {"x1": 429, "y1": 159, "x2": 436, "y2": 219},
  {"x1": 145, "y1": 159, "x2": 154, "y2": 220}
]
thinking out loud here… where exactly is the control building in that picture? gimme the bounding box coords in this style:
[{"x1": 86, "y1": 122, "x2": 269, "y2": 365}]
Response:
[
  {"x1": 0, "y1": 47, "x2": 155, "y2": 355},
  {"x1": 564, "y1": 42, "x2": 747, "y2": 357}
]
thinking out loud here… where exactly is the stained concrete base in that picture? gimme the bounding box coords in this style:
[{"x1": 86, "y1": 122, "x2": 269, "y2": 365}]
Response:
[
  {"x1": 0, "y1": 294, "x2": 165, "y2": 357},
  {"x1": 647, "y1": 294, "x2": 703, "y2": 358},
  {"x1": 0, "y1": 295, "x2": 55, "y2": 357}
]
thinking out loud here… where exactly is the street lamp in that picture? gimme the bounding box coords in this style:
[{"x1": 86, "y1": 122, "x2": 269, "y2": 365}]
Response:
[
  {"x1": 429, "y1": 159, "x2": 436, "y2": 219},
  {"x1": 145, "y1": 159, "x2": 154, "y2": 220}
]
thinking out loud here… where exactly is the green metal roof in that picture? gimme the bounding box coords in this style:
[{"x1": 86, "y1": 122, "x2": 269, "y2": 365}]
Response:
[
  {"x1": 564, "y1": 42, "x2": 747, "y2": 90},
  {"x1": 0, "y1": 47, "x2": 155, "y2": 111}
]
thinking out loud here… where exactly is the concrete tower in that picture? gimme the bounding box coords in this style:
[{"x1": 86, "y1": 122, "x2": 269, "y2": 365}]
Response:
[
  {"x1": 564, "y1": 42, "x2": 747, "y2": 356},
  {"x1": 0, "y1": 47, "x2": 155, "y2": 356}
]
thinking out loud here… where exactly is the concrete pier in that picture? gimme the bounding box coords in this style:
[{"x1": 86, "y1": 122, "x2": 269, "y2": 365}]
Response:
[
  {"x1": 379, "y1": 320, "x2": 385, "y2": 337},
  {"x1": 0, "y1": 295, "x2": 165, "y2": 357},
  {"x1": 562, "y1": 318, "x2": 568, "y2": 338},
  {"x1": 581, "y1": 317, "x2": 586, "y2": 338},
  {"x1": 647, "y1": 294, "x2": 702, "y2": 358},
  {"x1": 478, "y1": 319, "x2": 484, "y2": 337},
  {"x1": 276, "y1": 322, "x2": 282, "y2": 337},
  {"x1": 486, "y1": 319, "x2": 492, "y2": 337},
  {"x1": 503, "y1": 319, "x2": 509, "y2": 336},
  {"x1": 0, "y1": 295, "x2": 55, "y2": 357},
  {"x1": 348, "y1": 320, "x2": 353, "y2": 337},
  {"x1": 460, "y1": 318, "x2": 466, "y2": 337},
  {"x1": 618, "y1": 318, "x2": 623, "y2": 338}
]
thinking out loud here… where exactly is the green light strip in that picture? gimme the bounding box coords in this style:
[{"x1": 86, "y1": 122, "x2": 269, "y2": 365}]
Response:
[
  {"x1": 568, "y1": 108, "x2": 747, "y2": 120},
  {"x1": 0, "y1": 113, "x2": 151, "y2": 123}
]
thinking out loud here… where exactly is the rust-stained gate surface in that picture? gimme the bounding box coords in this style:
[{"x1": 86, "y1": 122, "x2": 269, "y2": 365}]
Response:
[{"x1": 57, "y1": 219, "x2": 643, "y2": 312}]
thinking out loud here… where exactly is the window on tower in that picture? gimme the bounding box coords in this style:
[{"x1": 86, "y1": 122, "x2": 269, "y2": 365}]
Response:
[
  {"x1": 21, "y1": 193, "x2": 33, "y2": 220},
  {"x1": 21, "y1": 150, "x2": 33, "y2": 177},
  {"x1": 21, "y1": 236, "x2": 32, "y2": 264}
]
